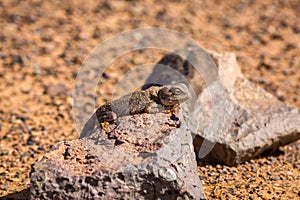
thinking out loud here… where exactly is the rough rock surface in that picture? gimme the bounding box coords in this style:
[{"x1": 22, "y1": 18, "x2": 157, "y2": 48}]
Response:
[
  {"x1": 194, "y1": 53, "x2": 300, "y2": 165},
  {"x1": 30, "y1": 107, "x2": 205, "y2": 199}
]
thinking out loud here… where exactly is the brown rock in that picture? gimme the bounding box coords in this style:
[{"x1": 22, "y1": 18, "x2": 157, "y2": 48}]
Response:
[
  {"x1": 30, "y1": 107, "x2": 205, "y2": 199},
  {"x1": 194, "y1": 52, "x2": 300, "y2": 165}
]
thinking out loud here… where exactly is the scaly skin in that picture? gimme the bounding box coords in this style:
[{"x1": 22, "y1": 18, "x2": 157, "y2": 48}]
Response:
[{"x1": 81, "y1": 83, "x2": 191, "y2": 137}]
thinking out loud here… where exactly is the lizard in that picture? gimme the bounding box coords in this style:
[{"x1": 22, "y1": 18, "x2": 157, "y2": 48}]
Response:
[{"x1": 80, "y1": 83, "x2": 191, "y2": 137}]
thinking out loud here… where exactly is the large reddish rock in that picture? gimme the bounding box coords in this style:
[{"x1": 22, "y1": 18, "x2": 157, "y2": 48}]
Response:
[
  {"x1": 194, "y1": 52, "x2": 300, "y2": 165},
  {"x1": 30, "y1": 107, "x2": 205, "y2": 199}
]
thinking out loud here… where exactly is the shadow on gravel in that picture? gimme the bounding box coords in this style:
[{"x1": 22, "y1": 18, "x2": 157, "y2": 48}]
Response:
[{"x1": 0, "y1": 188, "x2": 30, "y2": 200}]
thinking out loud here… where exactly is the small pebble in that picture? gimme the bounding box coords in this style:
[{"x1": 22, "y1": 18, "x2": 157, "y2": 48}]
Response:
[
  {"x1": 27, "y1": 140, "x2": 34, "y2": 146},
  {"x1": 38, "y1": 146, "x2": 45, "y2": 151},
  {"x1": 0, "y1": 184, "x2": 9, "y2": 190},
  {"x1": 248, "y1": 178, "x2": 256, "y2": 183},
  {"x1": 0, "y1": 149, "x2": 9, "y2": 156}
]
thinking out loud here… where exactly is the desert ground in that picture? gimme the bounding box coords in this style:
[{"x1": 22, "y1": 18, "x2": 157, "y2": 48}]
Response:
[{"x1": 0, "y1": 0, "x2": 299, "y2": 199}]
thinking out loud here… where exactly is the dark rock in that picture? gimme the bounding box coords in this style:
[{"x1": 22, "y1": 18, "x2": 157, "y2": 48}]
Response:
[
  {"x1": 26, "y1": 140, "x2": 34, "y2": 146},
  {"x1": 10, "y1": 54, "x2": 24, "y2": 66},
  {"x1": 30, "y1": 106, "x2": 205, "y2": 199},
  {"x1": 0, "y1": 149, "x2": 9, "y2": 156},
  {"x1": 26, "y1": 136, "x2": 34, "y2": 146},
  {"x1": 92, "y1": 27, "x2": 101, "y2": 39},
  {"x1": 14, "y1": 114, "x2": 29, "y2": 121}
]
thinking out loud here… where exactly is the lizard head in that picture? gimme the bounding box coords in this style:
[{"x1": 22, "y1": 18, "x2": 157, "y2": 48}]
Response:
[{"x1": 158, "y1": 83, "x2": 191, "y2": 106}]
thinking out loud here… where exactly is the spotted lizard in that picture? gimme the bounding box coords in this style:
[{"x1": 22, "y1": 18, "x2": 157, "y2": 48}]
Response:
[{"x1": 81, "y1": 83, "x2": 191, "y2": 137}]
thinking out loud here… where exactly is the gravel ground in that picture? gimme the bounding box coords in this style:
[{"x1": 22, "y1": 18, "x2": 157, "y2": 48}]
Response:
[{"x1": 0, "y1": 0, "x2": 299, "y2": 199}]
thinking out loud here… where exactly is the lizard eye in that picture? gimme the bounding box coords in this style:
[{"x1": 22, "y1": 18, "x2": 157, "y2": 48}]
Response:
[{"x1": 169, "y1": 87, "x2": 182, "y2": 95}]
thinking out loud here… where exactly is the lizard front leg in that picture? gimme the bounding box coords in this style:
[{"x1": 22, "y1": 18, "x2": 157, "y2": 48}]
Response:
[
  {"x1": 97, "y1": 110, "x2": 117, "y2": 123},
  {"x1": 81, "y1": 109, "x2": 117, "y2": 138},
  {"x1": 96, "y1": 102, "x2": 118, "y2": 123}
]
